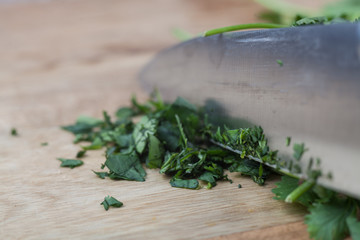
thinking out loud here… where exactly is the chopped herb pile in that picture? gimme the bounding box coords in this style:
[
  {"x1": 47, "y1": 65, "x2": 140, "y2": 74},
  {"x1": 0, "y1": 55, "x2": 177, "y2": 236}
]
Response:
[
  {"x1": 60, "y1": 93, "x2": 359, "y2": 240},
  {"x1": 101, "y1": 196, "x2": 123, "y2": 211}
]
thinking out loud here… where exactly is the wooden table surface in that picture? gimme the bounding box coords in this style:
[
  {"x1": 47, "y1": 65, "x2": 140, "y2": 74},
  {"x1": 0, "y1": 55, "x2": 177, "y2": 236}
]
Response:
[{"x1": 0, "y1": 0, "x2": 310, "y2": 239}]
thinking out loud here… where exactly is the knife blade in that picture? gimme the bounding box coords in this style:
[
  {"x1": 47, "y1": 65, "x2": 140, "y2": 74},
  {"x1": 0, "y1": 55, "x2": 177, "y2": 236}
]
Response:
[{"x1": 139, "y1": 23, "x2": 360, "y2": 198}]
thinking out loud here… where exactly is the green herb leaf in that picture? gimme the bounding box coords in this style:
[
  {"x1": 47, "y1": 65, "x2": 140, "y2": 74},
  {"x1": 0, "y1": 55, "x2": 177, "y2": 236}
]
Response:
[
  {"x1": 116, "y1": 107, "x2": 136, "y2": 120},
  {"x1": 305, "y1": 199, "x2": 355, "y2": 240},
  {"x1": 133, "y1": 116, "x2": 157, "y2": 154},
  {"x1": 41, "y1": 142, "x2": 48, "y2": 146},
  {"x1": 92, "y1": 171, "x2": 108, "y2": 179},
  {"x1": 81, "y1": 137, "x2": 104, "y2": 150},
  {"x1": 62, "y1": 116, "x2": 102, "y2": 134},
  {"x1": 114, "y1": 134, "x2": 133, "y2": 148},
  {"x1": 229, "y1": 158, "x2": 269, "y2": 177},
  {"x1": 77, "y1": 115, "x2": 103, "y2": 126},
  {"x1": 346, "y1": 214, "x2": 360, "y2": 240},
  {"x1": 286, "y1": 136, "x2": 291, "y2": 147},
  {"x1": 57, "y1": 158, "x2": 83, "y2": 169},
  {"x1": 131, "y1": 95, "x2": 152, "y2": 114},
  {"x1": 276, "y1": 59, "x2": 283, "y2": 66},
  {"x1": 156, "y1": 121, "x2": 180, "y2": 151},
  {"x1": 76, "y1": 150, "x2": 86, "y2": 158},
  {"x1": 170, "y1": 178, "x2": 199, "y2": 189},
  {"x1": 147, "y1": 135, "x2": 164, "y2": 169},
  {"x1": 105, "y1": 152, "x2": 146, "y2": 181},
  {"x1": 293, "y1": 143, "x2": 307, "y2": 161},
  {"x1": 101, "y1": 196, "x2": 123, "y2": 211}
]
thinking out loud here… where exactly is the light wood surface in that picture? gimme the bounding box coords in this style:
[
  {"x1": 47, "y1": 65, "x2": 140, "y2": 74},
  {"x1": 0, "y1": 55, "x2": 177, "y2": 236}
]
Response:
[{"x1": 0, "y1": 0, "x2": 310, "y2": 239}]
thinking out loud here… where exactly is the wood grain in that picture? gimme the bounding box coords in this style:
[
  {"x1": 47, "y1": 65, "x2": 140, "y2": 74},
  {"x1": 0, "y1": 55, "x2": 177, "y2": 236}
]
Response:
[{"x1": 0, "y1": 0, "x2": 310, "y2": 239}]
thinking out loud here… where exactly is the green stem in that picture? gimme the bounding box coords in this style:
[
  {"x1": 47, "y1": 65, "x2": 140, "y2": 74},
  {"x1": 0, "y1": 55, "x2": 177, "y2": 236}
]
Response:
[
  {"x1": 211, "y1": 140, "x2": 301, "y2": 179},
  {"x1": 285, "y1": 180, "x2": 315, "y2": 203},
  {"x1": 203, "y1": 23, "x2": 287, "y2": 37}
]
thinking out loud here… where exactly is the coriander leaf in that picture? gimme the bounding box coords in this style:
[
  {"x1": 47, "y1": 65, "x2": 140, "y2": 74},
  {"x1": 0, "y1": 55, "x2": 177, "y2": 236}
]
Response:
[
  {"x1": 101, "y1": 196, "x2": 123, "y2": 211},
  {"x1": 276, "y1": 59, "x2": 283, "y2": 66},
  {"x1": 346, "y1": 215, "x2": 360, "y2": 240},
  {"x1": 77, "y1": 115, "x2": 103, "y2": 125},
  {"x1": 198, "y1": 171, "x2": 220, "y2": 189},
  {"x1": 102, "y1": 111, "x2": 113, "y2": 129},
  {"x1": 116, "y1": 107, "x2": 136, "y2": 120},
  {"x1": 92, "y1": 170, "x2": 108, "y2": 179},
  {"x1": 62, "y1": 116, "x2": 102, "y2": 134},
  {"x1": 133, "y1": 116, "x2": 157, "y2": 154},
  {"x1": 293, "y1": 143, "x2": 307, "y2": 161},
  {"x1": 229, "y1": 158, "x2": 270, "y2": 178},
  {"x1": 272, "y1": 175, "x2": 316, "y2": 207},
  {"x1": 170, "y1": 178, "x2": 199, "y2": 189},
  {"x1": 41, "y1": 142, "x2": 48, "y2": 146},
  {"x1": 76, "y1": 150, "x2": 86, "y2": 158},
  {"x1": 147, "y1": 135, "x2": 164, "y2": 169},
  {"x1": 156, "y1": 121, "x2": 180, "y2": 151},
  {"x1": 131, "y1": 95, "x2": 152, "y2": 114},
  {"x1": 199, "y1": 163, "x2": 226, "y2": 189},
  {"x1": 57, "y1": 158, "x2": 83, "y2": 169},
  {"x1": 305, "y1": 199, "x2": 354, "y2": 240},
  {"x1": 162, "y1": 97, "x2": 199, "y2": 140},
  {"x1": 172, "y1": 97, "x2": 197, "y2": 113},
  {"x1": 114, "y1": 134, "x2": 133, "y2": 148},
  {"x1": 105, "y1": 152, "x2": 146, "y2": 181},
  {"x1": 62, "y1": 123, "x2": 95, "y2": 135},
  {"x1": 149, "y1": 88, "x2": 166, "y2": 111},
  {"x1": 81, "y1": 137, "x2": 104, "y2": 150}
]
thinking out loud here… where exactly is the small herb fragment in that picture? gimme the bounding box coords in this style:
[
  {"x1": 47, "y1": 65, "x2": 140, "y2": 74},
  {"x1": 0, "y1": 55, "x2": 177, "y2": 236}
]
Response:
[
  {"x1": 41, "y1": 142, "x2": 48, "y2": 146},
  {"x1": 57, "y1": 158, "x2": 83, "y2": 169},
  {"x1": 92, "y1": 171, "x2": 108, "y2": 179},
  {"x1": 276, "y1": 60, "x2": 283, "y2": 66},
  {"x1": 76, "y1": 150, "x2": 86, "y2": 158},
  {"x1": 10, "y1": 128, "x2": 18, "y2": 136},
  {"x1": 101, "y1": 196, "x2": 123, "y2": 211},
  {"x1": 293, "y1": 143, "x2": 307, "y2": 161},
  {"x1": 170, "y1": 178, "x2": 199, "y2": 189},
  {"x1": 286, "y1": 136, "x2": 291, "y2": 146}
]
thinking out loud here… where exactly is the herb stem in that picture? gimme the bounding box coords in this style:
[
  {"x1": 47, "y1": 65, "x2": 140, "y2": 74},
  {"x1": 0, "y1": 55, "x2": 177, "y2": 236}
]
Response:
[
  {"x1": 203, "y1": 23, "x2": 287, "y2": 37},
  {"x1": 285, "y1": 180, "x2": 315, "y2": 203},
  {"x1": 211, "y1": 140, "x2": 301, "y2": 179}
]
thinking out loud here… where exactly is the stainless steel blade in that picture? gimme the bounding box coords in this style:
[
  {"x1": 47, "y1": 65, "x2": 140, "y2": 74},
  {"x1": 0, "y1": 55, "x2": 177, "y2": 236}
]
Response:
[{"x1": 139, "y1": 23, "x2": 360, "y2": 198}]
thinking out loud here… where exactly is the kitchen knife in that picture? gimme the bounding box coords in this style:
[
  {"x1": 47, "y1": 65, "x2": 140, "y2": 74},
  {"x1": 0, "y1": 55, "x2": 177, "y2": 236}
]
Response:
[{"x1": 139, "y1": 23, "x2": 360, "y2": 198}]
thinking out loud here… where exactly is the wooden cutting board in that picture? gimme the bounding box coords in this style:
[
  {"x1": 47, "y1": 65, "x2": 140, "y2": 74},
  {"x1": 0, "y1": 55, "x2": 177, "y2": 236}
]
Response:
[{"x1": 0, "y1": 0, "x2": 310, "y2": 239}]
